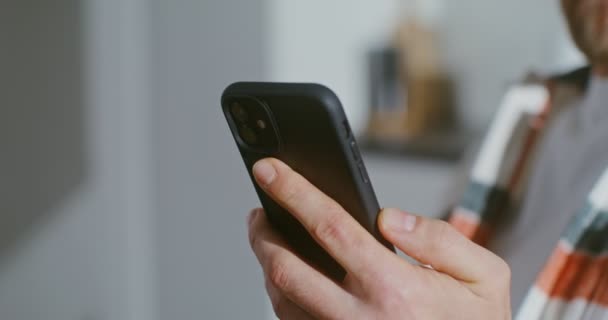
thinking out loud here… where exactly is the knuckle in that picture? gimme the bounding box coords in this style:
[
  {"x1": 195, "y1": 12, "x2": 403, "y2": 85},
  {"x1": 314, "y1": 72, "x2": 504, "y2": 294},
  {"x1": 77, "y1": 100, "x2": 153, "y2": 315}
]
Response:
[
  {"x1": 374, "y1": 279, "x2": 416, "y2": 316},
  {"x1": 313, "y1": 209, "x2": 348, "y2": 245},
  {"x1": 268, "y1": 258, "x2": 291, "y2": 291},
  {"x1": 274, "y1": 168, "x2": 304, "y2": 205},
  {"x1": 280, "y1": 178, "x2": 302, "y2": 205},
  {"x1": 432, "y1": 220, "x2": 458, "y2": 253},
  {"x1": 374, "y1": 275, "x2": 400, "y2": 300}
]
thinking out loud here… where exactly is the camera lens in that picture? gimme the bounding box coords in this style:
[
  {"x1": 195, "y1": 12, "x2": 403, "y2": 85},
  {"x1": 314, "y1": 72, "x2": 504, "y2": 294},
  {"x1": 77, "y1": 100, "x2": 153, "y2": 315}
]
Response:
[
  {"x1": 231, "y1": 102, "x2": 248, "y2": 122},
  {"x1": 256, "y1": 119, "x2": 267, "y2": 130},
  {"x1": 225, "y1": 96, "x2": 280, "y2": 152},
  {"x1": 240, "y1": 125, "x2": 257, "y2": 145}
]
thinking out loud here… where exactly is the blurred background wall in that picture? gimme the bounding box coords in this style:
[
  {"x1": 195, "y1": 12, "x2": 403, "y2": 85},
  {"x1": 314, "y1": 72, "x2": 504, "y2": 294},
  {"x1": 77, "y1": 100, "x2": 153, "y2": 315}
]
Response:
[
  {"x1": 266, "y1": 0, "x2": 585, "y2": 134},
  {"x1": 150, "y1": 0, "x2": 268, "y2": 319},
  {"x1": 0, "y1": 0, "x2": 158, "y2": 319},
  {"x1": 0, "y1": 0, "x2": 585, "y2": 319}
]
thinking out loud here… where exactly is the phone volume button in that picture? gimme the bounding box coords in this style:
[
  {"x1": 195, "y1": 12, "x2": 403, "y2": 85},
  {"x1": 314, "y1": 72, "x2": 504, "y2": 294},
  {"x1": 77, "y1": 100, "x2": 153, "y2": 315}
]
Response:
[{"x1": 357, "y1": 162, "x2": 370, "y2": 184}]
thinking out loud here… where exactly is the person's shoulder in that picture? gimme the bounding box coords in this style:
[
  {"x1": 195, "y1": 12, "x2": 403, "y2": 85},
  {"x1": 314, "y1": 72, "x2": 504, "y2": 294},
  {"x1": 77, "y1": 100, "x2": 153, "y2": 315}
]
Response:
[
  {"x1": 505, "y1": 66, "x2": 591, "y2": 111},
  {"x1": 514, "y1": 66, "x2": 591, "y2": 88},
  {"x1": 547, "y1": 66, "x2": 592, "y2": 90}
]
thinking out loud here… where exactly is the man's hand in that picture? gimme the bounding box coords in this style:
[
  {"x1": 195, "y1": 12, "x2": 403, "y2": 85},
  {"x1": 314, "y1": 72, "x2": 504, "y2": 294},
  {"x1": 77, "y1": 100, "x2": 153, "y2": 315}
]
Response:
[{"x1": 248, "y1": 158, "x2": 511, "y2": 319}]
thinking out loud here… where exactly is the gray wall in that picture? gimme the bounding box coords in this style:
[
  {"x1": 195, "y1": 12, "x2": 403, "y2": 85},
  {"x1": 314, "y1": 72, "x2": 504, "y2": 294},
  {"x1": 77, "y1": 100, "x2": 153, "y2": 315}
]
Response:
[
  {"x1": 0, "y1": 0, "x2": 273, "y2": 319},
  {"x1": 150, "y1": 0, "x2": 270, "y2": 319},
  {"x1": 0, "y1": 0, "x2": 156, "y2": 319},
  {"x1": 0, "y1": 0, "x2": 119, "y2": 319}
]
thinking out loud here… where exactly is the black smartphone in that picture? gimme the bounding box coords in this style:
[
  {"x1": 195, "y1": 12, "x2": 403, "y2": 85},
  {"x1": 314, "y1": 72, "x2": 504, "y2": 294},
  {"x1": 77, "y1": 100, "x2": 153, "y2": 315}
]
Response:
[{"x1": 221, "y1": 82, "x2": 394, "y2": 280}]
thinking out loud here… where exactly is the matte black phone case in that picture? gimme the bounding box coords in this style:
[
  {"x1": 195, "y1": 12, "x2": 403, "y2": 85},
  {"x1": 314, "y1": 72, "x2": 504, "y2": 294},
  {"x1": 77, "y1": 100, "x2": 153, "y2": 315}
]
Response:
[{"x1": 221, "y1": 82, "x2": 394, "y2": 280}]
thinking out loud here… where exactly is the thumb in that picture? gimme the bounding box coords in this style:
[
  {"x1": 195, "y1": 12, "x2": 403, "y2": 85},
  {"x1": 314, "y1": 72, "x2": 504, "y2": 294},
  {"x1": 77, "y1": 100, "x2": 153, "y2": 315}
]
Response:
[{"x1": 377, "y1": 208, "x2": 508, "y2": 284}]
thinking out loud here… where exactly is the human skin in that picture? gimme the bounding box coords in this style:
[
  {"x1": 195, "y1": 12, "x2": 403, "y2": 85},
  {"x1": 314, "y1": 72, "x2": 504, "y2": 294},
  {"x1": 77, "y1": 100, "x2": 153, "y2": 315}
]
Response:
[
  {"x1": 562, "y1": 0, "x2": 608, "y2": 76},
  {"x1": 247, "y1": 158, "x2": 510, "y2": 319}
]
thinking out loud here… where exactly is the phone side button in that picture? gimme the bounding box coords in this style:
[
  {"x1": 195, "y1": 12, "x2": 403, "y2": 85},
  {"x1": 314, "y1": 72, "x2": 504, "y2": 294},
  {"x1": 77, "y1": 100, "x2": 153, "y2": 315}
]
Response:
[
  {"x1": 350, "y1": 140, "x2": 360, "y2": 161},
  {"x1": 357, "y1": 162, "x2": 370, "y2": 184}
]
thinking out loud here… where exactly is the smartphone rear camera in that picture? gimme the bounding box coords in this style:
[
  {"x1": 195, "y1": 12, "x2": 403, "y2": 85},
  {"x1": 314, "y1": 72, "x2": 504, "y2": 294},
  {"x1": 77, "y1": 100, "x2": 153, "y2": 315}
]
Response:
[
  {"x1": 226, "y1": 97, "x2": 280, "y2": 153},
  {"x1": 240, "y1": 125, "x2": 258, "y2": 145},
  {"x1": 230, "y1": 102, "x2": 248, "y2": 122}
]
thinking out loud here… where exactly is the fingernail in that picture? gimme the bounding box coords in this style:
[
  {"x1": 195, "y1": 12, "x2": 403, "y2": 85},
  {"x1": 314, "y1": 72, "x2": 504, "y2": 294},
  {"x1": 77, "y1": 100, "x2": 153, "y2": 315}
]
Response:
[
  {"x1": 382, "y1": 208, "x2": 417, "y2": 233},
  {"x1": 253, "y1": 160, "x2": 276, "y2": 187}
]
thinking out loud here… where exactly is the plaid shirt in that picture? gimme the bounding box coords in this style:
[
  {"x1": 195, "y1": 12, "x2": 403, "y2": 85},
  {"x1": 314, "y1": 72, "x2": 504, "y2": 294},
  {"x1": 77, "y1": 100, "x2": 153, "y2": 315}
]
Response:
[{"x1": 448, "y1": 67, "x2": 608, "y2": 319}]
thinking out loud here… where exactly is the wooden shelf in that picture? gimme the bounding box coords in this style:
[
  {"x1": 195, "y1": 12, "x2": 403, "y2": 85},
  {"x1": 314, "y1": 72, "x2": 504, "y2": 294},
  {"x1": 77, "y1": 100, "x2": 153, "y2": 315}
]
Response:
[{"x1": 359, "y1": 130, "x2": 475, "y2": 163}]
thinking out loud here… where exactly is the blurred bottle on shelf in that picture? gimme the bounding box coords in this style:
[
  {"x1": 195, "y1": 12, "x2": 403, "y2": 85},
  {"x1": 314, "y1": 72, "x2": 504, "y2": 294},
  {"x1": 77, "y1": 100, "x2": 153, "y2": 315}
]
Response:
[{"x1": 365, "y1": 0, "x2": 463, "y2": 159}]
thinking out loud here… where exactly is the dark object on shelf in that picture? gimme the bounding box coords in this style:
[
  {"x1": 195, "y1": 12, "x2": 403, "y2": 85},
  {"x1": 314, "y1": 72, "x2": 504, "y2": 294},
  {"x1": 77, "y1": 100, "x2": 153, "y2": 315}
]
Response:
[
  {"x1": 364, "y1": 19, "x2": 463, "y2": 160},
  {"x1": 368, "y1": 47, "x2": 406, "y2": 114}
]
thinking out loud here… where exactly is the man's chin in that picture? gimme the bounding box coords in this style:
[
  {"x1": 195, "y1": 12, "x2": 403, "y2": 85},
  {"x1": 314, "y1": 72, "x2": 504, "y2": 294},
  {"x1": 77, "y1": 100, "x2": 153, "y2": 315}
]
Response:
[
  {"x1": 588, "y1": 44, "x2": 608, "y2": 76},
  {"x1": 580, "y1": 22, "x2": 608, "y2": 66},
  {"x1": 587, "y1": 39, "x2": 608, "y2": 65}
]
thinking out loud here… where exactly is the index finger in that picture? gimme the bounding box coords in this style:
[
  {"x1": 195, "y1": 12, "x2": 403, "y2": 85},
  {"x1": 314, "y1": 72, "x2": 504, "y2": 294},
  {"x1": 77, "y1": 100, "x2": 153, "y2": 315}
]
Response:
[{"x1": 252, "y1": 158, "x2": 389, "y2": 277}]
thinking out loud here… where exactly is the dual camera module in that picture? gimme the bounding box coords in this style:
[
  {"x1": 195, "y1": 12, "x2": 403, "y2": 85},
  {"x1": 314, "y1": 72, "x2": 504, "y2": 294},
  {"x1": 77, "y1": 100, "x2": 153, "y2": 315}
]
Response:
[{"x1": 226, "y1": 97, "x2": 280, "y2": 152}]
